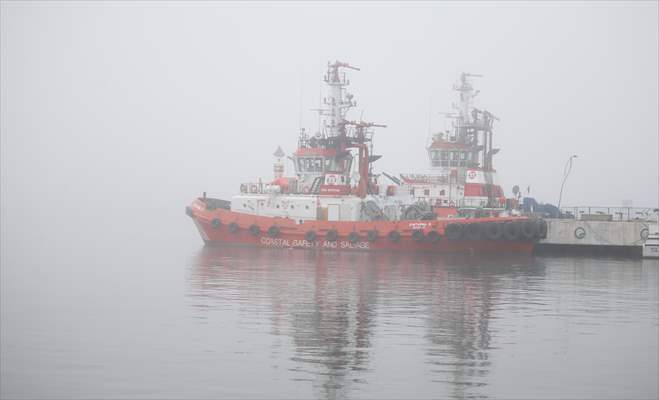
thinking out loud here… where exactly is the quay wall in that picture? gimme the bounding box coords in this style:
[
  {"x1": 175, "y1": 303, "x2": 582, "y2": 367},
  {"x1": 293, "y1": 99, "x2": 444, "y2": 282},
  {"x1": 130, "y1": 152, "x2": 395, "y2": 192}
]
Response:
[{"x1": 536, "y1": 219, "x2": 653, "y2": 257}]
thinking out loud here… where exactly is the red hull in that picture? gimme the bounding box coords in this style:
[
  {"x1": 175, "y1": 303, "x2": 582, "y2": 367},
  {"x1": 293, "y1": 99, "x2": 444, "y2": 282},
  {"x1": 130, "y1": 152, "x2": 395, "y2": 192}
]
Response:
[{"x1": 187, "y1": 199, "x2": 536, "y2": 254}]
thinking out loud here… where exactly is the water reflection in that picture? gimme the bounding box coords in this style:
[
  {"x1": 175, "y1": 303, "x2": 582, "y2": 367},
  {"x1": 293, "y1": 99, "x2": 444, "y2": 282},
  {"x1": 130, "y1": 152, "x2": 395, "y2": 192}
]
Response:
[{"x1": 188, "y1": 246, "x2": 541, "y2": 399}]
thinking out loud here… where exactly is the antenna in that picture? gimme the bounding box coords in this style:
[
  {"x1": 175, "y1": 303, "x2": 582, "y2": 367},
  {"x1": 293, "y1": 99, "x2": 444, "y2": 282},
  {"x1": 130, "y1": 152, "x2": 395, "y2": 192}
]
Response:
[{"x1": 298, "y1": 68, "x2": 303, "y2": 132}]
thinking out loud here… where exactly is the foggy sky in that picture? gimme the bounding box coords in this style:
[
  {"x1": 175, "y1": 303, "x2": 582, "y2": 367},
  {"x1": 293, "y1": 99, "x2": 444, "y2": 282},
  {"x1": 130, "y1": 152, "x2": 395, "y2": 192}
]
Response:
[{"x1": 2, "y1": 1, "x2": 658, "y2": 231}]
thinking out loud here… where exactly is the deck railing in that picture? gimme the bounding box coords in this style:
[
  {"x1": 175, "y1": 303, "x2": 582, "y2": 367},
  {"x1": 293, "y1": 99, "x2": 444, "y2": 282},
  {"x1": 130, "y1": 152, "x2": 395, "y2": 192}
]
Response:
[{"x1": 559, "y1": 206, "x2": 657, "y2": 222}]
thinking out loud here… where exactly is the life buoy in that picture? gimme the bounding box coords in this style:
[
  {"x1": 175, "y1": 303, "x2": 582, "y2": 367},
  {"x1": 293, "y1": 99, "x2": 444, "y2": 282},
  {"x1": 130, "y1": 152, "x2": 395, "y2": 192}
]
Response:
[
  {"x1": 326, "y1": 175, "x2": 337, "y2": 185},
  {"x1": 388, "y1": 230, "x2": 401, "y2": 243},
  {"x1": 427, "y1": 230, "x2": 441, "y2": 243},
  {"x1": 449, "y1": 200, "x2": 456, "y2": 207},
  {"x1": 228, "y1": 222, "x2": 240, "y2": 234},
  {"x1": 574, "y1": 227, "x2": 586, "y2": 239},
  {"x1": 348, "y1": 232, "x2": 360, "y2": 244},
  {"x1": 412, "y1": 230, "x2": 425, "y2": 242},
  {"x1": 445, "y1": 223, "x2": 463, "y2": 240},
  {"x1": 640, "y1": 228, "x2": 649, "y2": 241},
  {"x1": 211, "y1": 218, "x2": 221, "y2": 229},
  {"x1": 267, "y1": 226, "x2": 280, "y2": 238},
  {"x1": 464, "y1": 223, "x2": 481, "y2": 241},
  {"x1": 249, "y1": 224, "x2": 261, "y2": 236},
  {"x1": 305, "y1": 231, "x2": 317, "y2": 241},
  {"x1": 521, "y1": 220, "x2": 536, "y2": 239},
  {"x1": 326, "y1": 229, "x2": 338, "y2": 242},
  {"x1": 484, "y1": 223, "x2": 503, "y2": 240},
  {"x1": 367, "y1": 229, "x2": 379, "y2": 242},
  {"x1": 503, "y1": 221, "x2": 520, "y2": 240}
]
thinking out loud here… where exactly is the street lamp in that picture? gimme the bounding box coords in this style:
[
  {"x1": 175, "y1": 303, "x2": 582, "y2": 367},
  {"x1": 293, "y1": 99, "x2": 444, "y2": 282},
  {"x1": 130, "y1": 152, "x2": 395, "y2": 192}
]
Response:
[{"x1": 557, "y1": 154, "x2": 578, "y2": 215}]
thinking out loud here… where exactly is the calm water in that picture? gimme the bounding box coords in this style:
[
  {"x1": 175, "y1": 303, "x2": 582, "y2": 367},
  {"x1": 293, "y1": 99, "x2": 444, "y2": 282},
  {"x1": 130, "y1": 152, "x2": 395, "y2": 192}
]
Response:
[{"x1": 2, "y1": 232, "x2": 658, "y2": 399}]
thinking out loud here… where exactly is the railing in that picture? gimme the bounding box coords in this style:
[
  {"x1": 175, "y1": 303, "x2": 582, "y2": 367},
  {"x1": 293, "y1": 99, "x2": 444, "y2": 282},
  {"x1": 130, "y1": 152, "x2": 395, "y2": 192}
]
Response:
[{"x1": 559, "y1": 206, "x2": 657, "y2": 222}]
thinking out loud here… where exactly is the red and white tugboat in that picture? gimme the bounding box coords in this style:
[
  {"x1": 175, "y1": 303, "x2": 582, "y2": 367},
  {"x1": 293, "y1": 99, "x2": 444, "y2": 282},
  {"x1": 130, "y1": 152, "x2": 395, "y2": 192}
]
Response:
[
  {"x1": 395, "y1": 73, "x2": 511, "y2": 217},
  {"x1": 186, "y1": 62, "x2": 546, "y2": 254}
]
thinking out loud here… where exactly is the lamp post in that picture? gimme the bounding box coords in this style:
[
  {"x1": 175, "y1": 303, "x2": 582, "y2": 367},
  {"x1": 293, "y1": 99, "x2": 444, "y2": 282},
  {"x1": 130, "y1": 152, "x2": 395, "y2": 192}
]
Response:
[{"x1": 557, "y1": 154, "x2": 578, "y2": 216}]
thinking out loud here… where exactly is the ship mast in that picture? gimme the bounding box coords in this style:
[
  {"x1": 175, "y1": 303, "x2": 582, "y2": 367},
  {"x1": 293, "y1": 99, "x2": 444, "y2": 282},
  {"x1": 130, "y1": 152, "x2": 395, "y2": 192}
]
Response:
[{"x1": 320, "y1": 61, "x2": 359, "y2": 137}]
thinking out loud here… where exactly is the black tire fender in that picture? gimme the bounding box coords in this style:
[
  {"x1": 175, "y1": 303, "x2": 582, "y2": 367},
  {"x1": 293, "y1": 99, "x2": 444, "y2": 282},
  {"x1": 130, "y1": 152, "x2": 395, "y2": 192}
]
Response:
[
  {"x1": 535, "y1": 219, "x2": 548, "y2": 239},
  {"x1": 267, "y1": 226, "x2": 280, "y2": 238},
  {"x1": 484, "y1": 223, "x2": 503, "y2": 240},
  {"x1": 305, "y1": 231, "x2": 317, "y2": 242},
  {"x1": 388, "y1": 230, "x2": 401, "y2": 243},
  {"x1": 412, "y1": 230, "x2": 425, "y2": 242},
  {"x1": 503, "y1": 221, "x2": 520, "y2": 240},
  {"x1": 326, "y1": 229, "x2": 338, "y2": 242},
  {"x1": 445, "y1": 223, "x2": 463, "y2": 240},
  {"x1": 228, "y1": 222, "x2": 239, "y2": 234},
  {"x1": 427, "y1": 230, "x2": 441, "y2": 243},
  {"x1": 521, "y1": 220, "x2": 536, "y2": 239},
  {"x1": 464, "y1": 223, "x2": 481, "y2": 241},
  {"x1": 249, "y1": 224, "x2": 261, "y2": 236}
]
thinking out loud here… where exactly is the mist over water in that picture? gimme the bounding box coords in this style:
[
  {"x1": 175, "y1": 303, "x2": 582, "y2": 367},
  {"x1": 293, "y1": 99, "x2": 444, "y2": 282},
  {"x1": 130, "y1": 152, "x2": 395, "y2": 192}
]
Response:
[
  {"x1": 2, "y1": 2, "x2": 658, "y2": 399},
  {"x1": 2, "y1": 231, "x2": 658, "y2": 399}
]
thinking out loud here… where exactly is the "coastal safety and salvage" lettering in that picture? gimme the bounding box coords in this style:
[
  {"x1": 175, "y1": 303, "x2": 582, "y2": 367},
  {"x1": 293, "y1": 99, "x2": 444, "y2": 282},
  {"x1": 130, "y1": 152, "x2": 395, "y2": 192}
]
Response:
[{"x1": 260, "y1": 237, "x2": 370, "y2": 249}]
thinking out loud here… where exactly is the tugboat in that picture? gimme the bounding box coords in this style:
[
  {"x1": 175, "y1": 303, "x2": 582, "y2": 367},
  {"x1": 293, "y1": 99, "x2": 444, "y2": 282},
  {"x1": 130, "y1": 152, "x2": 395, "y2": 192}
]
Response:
[
  {"x1": 186, "y1": 62, "x2": 546, "y2": 254},
  {"x1": 393, "y1": 73, "x2": 507, "y2": 217}
]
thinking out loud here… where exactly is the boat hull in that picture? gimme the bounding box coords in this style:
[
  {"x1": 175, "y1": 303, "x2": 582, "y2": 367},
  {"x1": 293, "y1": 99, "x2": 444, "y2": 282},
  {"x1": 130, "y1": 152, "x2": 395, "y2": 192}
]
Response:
[{"x1": 187, "y1": 199, "x2": 536, "y2": 254}]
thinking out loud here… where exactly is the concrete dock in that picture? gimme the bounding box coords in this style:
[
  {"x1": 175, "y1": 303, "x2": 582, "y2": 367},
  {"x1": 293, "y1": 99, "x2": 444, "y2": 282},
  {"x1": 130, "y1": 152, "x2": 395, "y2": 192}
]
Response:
[{"x1": 537, "y1": 218, "x2": 653, "y2": 257}]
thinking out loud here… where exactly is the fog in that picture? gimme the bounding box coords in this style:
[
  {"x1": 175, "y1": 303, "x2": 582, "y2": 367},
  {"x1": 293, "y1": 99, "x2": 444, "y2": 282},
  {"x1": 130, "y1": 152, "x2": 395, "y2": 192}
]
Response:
[{"x1": 1, "y1": 1, "x2": 658, "y2": 245}]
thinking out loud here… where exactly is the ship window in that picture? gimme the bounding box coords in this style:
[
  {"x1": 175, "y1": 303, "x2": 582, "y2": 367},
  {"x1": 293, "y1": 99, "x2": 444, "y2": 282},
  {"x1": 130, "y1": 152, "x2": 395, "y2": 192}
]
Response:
[
  {"x1": 424, "y1": 189, "x2": 430, "y2": 196},
  {"x1": 276, "y1": 204, "x2": 280, "y2": 208},
  {"x1": 440, "y1": 189, "x2": 445, "y2": 196},
  {"x1": 291, "y1": 205, "x2": 295, "y2": 209},
  {"x1": 460, "y1": 152, "x2": 467, "y2": 160},
  {"x1": 441, "y1": 151, "x2": 449, "y2": 161},
  {"x1": 314, "y1": 158, "x2": 323, "y2": 172},
  {"x1": 450, "y1": 151, "x2": 458, "y2": 160},
  {"x1": 305, "y1": 205, "x2": 309, "y2": 209}
]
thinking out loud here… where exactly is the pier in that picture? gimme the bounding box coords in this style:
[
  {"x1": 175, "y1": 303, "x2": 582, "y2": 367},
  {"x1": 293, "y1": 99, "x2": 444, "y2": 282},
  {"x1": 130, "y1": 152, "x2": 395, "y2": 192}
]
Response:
[{"x1": 536, "y1": 207, "x2": 655, "y2": 257}]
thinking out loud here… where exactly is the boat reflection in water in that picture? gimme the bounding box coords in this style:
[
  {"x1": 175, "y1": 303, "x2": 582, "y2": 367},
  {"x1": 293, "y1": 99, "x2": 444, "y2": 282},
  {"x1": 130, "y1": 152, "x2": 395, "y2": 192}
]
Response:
[{"x1": 188, "y1": 245, "x2": 541, "y2": 399}]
